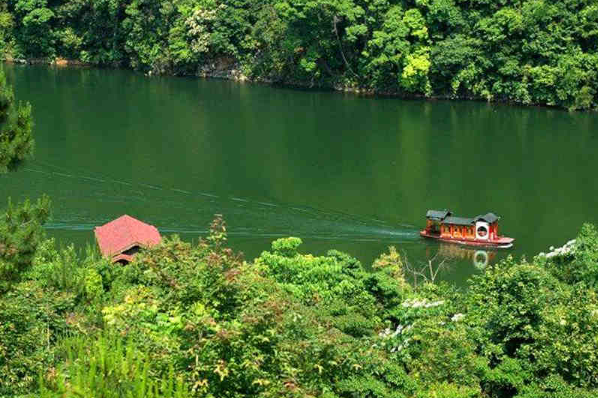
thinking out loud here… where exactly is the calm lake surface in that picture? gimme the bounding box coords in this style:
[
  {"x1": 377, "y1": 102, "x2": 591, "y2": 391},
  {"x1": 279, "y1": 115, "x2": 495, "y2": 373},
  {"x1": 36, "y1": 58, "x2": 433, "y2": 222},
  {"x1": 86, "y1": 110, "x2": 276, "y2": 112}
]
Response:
[{"x1": 2, "y1": 63, "x2": 598, "y2": 287}]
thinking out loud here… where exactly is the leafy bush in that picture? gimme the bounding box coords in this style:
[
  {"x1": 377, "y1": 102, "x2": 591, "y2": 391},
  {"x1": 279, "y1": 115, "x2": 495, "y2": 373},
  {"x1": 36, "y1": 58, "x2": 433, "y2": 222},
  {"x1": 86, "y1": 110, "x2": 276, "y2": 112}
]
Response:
[
  {"x1": 0, "y1": 280, "x2": 76, "y2": 395},
  {"x1": 0, "y1": 195, "x2": 50, "y2": 290},
  {"x1": 3, "y1": 217, "x2": 598, "y2": 397},
  {"x1": 39, "y1": 334, "x2": 189, "y2": 398},
  {"x1": 0, "y1": 65, "x2": 34, "y2": 173}
]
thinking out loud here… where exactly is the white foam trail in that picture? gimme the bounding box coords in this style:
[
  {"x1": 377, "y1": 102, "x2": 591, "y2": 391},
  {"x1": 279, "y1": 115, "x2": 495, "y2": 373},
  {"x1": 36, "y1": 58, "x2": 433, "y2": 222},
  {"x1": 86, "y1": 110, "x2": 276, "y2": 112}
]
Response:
[
  {"x1": 109, "y1": 180, "x2": 132, "y2": 186},
  {"x1": 257, "y1": 202, "x2": 277, "y2": 207},
  {"x1": 139, "y1": 183, "x2": 162, "y2": 190},
  {"x1": 29, "y1": 159, "x2": 419, "y2": 240},
  {"x1": 79, "y1": 176, "x2": 106, "y2": 183}
]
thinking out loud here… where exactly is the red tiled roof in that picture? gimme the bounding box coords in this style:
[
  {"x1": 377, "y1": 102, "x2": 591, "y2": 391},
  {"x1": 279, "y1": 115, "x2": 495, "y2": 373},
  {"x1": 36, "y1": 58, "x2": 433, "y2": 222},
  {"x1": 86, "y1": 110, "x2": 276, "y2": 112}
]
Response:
[{"x1": 94, "y1": 215, "x2": 161, "y2": 259}]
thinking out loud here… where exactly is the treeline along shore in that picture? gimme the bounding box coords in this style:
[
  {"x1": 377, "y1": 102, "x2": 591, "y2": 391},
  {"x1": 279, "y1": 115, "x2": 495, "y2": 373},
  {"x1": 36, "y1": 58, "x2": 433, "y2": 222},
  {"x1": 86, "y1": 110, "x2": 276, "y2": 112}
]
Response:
[{"x1": 1, "y1": 0, "x2": 598, "y2": 110}]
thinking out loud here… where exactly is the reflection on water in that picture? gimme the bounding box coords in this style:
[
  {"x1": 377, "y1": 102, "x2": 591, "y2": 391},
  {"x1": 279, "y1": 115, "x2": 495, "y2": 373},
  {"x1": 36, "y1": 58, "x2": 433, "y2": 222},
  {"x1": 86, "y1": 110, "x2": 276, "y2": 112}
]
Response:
[
  {"x1": 435, "y1": 244, "x2": 497, "y2": 270},
  {"x1": 405, "y1": 243, "x2": 498, "y2": 286}
]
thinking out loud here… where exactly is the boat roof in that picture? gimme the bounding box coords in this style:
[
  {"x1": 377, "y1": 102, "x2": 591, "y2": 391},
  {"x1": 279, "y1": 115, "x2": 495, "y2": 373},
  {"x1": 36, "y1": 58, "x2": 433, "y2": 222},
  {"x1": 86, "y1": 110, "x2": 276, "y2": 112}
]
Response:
[
  {"x1": 475, "y1": 212, "x2": 500, "y2": 223},
  {"x1": 426, "y1": 209, "x2": 452, "y2": 221},
  {"x1": 426, "y1": 210, "x2": 501, "y2": 225},
  {"x1": 443, "y1": 216, "x2": 474, "y2": 226}
]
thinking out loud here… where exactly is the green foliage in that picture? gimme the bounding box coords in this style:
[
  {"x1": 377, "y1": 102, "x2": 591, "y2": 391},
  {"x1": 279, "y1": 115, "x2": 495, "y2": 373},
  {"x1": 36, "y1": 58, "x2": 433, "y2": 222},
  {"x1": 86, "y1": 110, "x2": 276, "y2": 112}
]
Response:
[
  {"x1": 2, "y1": 0, "x2": 598, "y2": 108},
  {"x1": 536, "y1": 224, "x2": 598, "y2": 288},
  {"x1": 12, "y1": 0, "x2": 55, "y2": 57},
  {"x1": 255, "y1": 239, "x2": 414, "y2": 338},
  {"x1": 270, "y1": 235, "x2": 301, "y2": 257},
  {"x1": 465, "y1": 248, "x2": 598, "y2": 395},
  {"x1": 0, "y1": 279, "x2": 77, "y2": 395},
  {"x1": 0, "y1": 65, "x2": 34, "y2": 173},
  {"x1": 0, "y1": 195, "x2": 51, "y2": 290},
  {"x1": 0, "y1": 4, "x2": 15, "y2": 56},
  {"x1": 39, "y1": 334, "x2": 189, "y2": 398},
  {"x1": 3, "y1": 216, "x2": 598, "y2": 397}
]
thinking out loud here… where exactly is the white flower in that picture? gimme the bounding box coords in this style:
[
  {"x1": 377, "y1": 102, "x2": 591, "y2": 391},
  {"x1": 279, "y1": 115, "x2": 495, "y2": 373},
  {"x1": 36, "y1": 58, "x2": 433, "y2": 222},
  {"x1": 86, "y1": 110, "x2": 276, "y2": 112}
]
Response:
[
  {"x1": 545, "y1": 239, "x2": 576, "y2": 258},
  {"x1": 451, "y1": 313, "x2": 464, "y2": 322},
  {"x1": 378, "y1": 327, "x2": 393, "y2": 338},
  {"x1": 379, "y1": 324, "x2": 411, "y2": 339},
  {"x1": 392, "y1": 325, "x2": 402, "y2": 337},
  {"x1": 401, "y1": 298, "x2": 445, "y2": 309},
  {"x1": 426, "y1": 300, "x2": 445, "y2": 308}
]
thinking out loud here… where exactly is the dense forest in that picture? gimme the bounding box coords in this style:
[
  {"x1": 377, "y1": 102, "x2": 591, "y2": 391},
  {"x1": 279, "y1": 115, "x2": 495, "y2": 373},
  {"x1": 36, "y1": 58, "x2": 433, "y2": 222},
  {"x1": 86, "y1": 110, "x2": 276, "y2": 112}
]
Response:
[{"x1": 1, "y1": 0, "x2": 598, "y2": 110}]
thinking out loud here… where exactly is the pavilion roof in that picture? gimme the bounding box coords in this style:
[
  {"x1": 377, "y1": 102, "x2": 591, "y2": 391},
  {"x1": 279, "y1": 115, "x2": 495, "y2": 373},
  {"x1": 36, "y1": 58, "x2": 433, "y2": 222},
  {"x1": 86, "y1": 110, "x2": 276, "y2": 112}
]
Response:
[
  {"x1": 426, "y1": 209, "x2": 452, "y2": 221},
  {"x1": 475, "y1": 213, "x2": 500, "y2": 224},
  {"x1": 443, "y1": 216, "x2": 474, "y2": 226},
  {"x1": 94, "y1": 215, "x2": 161, "y2": 260}
]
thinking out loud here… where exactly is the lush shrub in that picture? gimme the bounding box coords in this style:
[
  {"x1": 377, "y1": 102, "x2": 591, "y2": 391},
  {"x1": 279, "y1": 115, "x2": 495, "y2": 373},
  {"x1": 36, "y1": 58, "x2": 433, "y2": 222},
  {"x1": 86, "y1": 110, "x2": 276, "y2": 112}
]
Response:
[
  {"x1": 0, "y1": 195, "x2": 50, "y2": 290},
  {"x1": 39, "y1": 334, "x2": 189, "y2": 398},
  {"x1": 541, "y1": 223, "x2": 598, "y2": 287},
  {"x1": 465, "y1": 251, "x2": 598, "y2": 396},
  {"x1": 0, "y1": 280, "x2": 76, "y2": 395},
  {"x1": 0, "y1": 65, "x2": 34, "y2": 173},
  {"x1": 3, "y1": 217, "x2": 598, "y2": 397}
]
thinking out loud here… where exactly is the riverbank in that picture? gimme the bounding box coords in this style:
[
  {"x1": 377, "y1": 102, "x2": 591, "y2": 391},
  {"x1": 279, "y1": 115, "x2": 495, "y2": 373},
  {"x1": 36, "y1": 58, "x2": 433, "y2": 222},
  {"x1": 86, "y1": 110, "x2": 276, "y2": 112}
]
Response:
[
  {"x1": 2, "y1": 0, "x2": 597, "y2": 111},
  {"x1": 1, "y1": 55, "x2": 521, "y2": 107}
]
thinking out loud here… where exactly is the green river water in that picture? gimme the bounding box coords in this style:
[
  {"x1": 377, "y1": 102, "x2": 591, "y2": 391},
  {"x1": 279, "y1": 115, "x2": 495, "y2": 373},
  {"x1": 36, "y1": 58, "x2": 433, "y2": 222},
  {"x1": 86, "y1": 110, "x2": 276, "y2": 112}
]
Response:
[{"x1": 2, "y1": 63, "x2": 598, "y2": 287}]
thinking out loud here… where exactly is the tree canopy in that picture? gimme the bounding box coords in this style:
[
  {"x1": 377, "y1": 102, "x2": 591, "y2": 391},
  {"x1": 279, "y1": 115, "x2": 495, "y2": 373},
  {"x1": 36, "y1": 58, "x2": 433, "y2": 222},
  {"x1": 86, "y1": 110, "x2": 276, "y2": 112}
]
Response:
[{"x1": 2, "y1": 0, "x2": 598, "y2": 109}]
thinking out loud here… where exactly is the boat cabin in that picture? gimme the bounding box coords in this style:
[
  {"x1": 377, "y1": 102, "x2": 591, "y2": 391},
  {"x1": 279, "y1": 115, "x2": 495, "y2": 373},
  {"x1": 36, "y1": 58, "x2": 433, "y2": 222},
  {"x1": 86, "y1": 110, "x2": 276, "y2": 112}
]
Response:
[
  {"x1": 425, "y1": 210, "x2": 500, "y2": 241},
  {"x1": 422, "y1": 209, "x2": 512, "y2": 247}
]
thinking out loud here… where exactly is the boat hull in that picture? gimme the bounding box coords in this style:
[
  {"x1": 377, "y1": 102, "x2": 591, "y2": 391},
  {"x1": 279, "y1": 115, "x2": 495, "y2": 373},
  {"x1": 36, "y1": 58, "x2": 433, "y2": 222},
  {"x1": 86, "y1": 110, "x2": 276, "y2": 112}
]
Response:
[{"x1": 420, "y1": 230, "x2": 514, "y2": 248}]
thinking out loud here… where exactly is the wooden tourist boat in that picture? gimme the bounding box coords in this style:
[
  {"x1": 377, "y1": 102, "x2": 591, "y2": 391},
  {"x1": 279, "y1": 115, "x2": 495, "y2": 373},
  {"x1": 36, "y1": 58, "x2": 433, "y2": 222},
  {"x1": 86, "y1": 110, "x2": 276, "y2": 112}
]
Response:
[{"x1": 420, "y1": 210, "x2": 514, "y2": 248}]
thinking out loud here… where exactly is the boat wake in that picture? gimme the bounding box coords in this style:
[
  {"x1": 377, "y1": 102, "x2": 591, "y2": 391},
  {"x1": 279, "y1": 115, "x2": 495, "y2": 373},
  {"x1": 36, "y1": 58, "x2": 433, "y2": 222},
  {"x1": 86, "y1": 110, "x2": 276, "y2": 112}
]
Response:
[{"x1": 17, "y1": 160, "x2": 420, "y2": 244}]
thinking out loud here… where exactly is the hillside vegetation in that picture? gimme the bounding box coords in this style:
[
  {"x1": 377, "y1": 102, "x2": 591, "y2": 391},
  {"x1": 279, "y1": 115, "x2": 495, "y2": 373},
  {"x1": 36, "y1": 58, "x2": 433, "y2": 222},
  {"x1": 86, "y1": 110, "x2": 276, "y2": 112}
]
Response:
[
  {"x1": 0, "y1": 65, "x2": 33, "y2": 172},
  {"x1": 1, "y1": 208, "x2": 598, "y2": 397},
  {"x1": 1, "y1": 0, "x2": 598, "y2": 109}
]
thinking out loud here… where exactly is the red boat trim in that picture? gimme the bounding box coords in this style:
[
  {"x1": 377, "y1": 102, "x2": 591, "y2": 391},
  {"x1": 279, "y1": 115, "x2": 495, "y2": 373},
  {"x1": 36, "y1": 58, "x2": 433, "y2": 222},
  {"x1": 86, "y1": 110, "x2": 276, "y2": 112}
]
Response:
[{"x1": 420, "y1": 230, "x2": 514, "y2": 248}]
